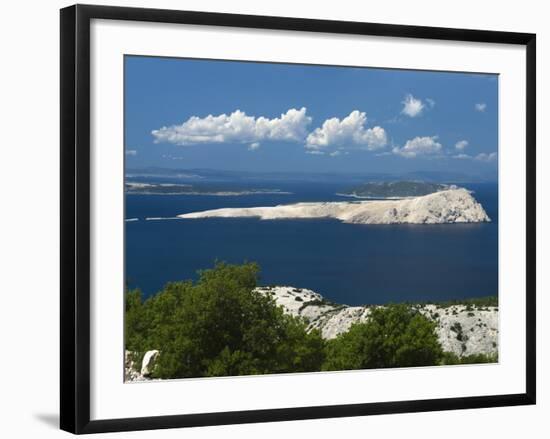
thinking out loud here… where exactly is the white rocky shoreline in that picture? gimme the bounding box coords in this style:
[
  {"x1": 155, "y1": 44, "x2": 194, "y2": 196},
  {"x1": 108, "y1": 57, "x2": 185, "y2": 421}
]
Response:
[
  {"x1": 126, "y1": 285, "x2": 498, "y2": 381},
  {"x1": 178, "y1": 188, "x2": 490, "y2": 225}
]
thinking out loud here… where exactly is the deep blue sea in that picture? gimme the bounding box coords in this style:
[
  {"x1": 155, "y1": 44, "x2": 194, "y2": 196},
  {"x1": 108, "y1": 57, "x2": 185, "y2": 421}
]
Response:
[{"x1": 125, "y1": 182, "x2": 498, "y2": 305}]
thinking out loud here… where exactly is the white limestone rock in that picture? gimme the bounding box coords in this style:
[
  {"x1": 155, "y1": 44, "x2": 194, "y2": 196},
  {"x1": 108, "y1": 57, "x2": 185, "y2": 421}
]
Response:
[
  {"x1": 141, "y1": 350, "x2": 160, "y2": 377},
  {"x1": 124, "y1": 350, "x2": 143, "y2": 381},
  {"x1": 254, "y1": 286, "x2": 498, "y2": 358}
]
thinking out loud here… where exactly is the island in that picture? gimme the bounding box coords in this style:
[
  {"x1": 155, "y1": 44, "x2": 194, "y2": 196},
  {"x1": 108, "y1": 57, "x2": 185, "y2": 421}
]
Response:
[
  {"x1": 338, "y1": 181, "x2": 453, "y2": 199},
  {"x1": 178, "y1": 188, "x2": 491, "y2": 224},
  {"x1": 125, "y1": 182, "x2": 291, "y2": 196}
]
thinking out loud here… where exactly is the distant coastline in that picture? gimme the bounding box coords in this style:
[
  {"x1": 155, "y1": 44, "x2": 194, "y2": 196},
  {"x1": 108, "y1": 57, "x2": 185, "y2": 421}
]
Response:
[
  {"x1": 127, "y1": 190, "x2": 293, "y2": 196},
  {"x1": 125, "y1": 182, "x2": 292, "y2": 196}
]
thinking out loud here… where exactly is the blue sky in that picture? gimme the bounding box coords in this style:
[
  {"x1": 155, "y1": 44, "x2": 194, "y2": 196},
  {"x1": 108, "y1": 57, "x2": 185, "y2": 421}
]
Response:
[{"x1": 125, "y1": 56, "x2": 498, "y2": 177}]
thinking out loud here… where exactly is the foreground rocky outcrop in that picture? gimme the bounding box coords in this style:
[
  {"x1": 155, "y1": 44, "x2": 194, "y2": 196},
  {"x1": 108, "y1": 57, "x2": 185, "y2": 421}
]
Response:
[
  {"x1": 125, "y1": 349, "x2": 160, "y2": 382},
  {"x1": 178, "y1": 188, "x2": 490, "y2": 225},
  {"x1": 255, "y1": 286, "x2": 498, "y2": 357},
  {"x1": 125, "y1": 286, "x2": 498, "y2": 381}
]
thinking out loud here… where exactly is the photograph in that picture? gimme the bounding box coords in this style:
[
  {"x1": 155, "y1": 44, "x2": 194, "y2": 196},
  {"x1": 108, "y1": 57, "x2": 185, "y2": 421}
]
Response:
[
  {"x1": 0, "y1": 0, "x2": 542, "y2": 436},
  {"x1": 123, "y1": 56, "x2": 500, "y2": 381}
]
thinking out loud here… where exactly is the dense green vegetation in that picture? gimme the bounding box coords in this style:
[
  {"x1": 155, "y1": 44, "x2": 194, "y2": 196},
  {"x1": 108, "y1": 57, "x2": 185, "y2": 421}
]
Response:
[
  {"x1": 125, "y1": 262, "x2": 497, "y2": 379},
  {"x1": 342, "y1": 181, "x2": 449, "y2": 198},
  {"x1": 125, "y1": 263, "x2": 324, "y2": 379},
  {"x1": 323, "y1": 304, "x2": 443, "y2": 371},
  {"x1": 440, "y1": 352, "x2": 498, "y2": 365}
]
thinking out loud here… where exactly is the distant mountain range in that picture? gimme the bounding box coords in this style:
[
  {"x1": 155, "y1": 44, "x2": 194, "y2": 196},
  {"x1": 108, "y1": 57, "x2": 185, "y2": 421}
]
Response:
[{"x1": 125, "y1": 167, "x2": 497, "y2": 184}]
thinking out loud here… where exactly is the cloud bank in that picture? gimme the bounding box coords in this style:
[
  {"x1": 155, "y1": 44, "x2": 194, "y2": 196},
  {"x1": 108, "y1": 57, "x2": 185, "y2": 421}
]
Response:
[{"x1": 151, "y1": 105, "x2": 492, "y2": 163}]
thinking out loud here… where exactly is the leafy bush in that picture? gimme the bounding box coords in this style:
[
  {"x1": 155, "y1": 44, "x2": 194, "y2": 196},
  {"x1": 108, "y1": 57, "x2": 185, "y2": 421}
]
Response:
[
  {"x1": 125, "y1": 262, "x2": 325, "y2": 379},
  {"x1": 323, "y1": 304, "x2": 443, "y2": 371},
  {"x1": 441, "y1": 352, "x2": 498, "y2": 365}
]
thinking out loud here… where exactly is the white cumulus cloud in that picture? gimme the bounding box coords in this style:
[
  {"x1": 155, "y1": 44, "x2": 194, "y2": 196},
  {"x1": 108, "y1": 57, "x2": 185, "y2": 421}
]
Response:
[
  {"x1": 152, "y1": 108, "x2": 312, "y2": 149},
  {"x1": 305, "y1": 110, "x2": 387, "y2": 151},
  {"x1": 401, "y1": 94, "x2": 425, "y2": 117},
  {"x1": 248, "y1": 142, "x2": 260, "y2": 151},
  {"x1": 475, "y1": 103, "x2": 487, "y2": 112},
  {"x1": 452, "y1": 151, "x2": 497, "y2": 162},
  {"x1": 475, "y1": 152, "x2": 497, "y2": 162},
  {"x1": 392, "y1": 136, "x2": 443, "y2": 158},
  {"x1": 125, "y1": 149, "x2": 137, "y2": 156},
  {"x1": 455, "y1": 140, "x2": 469, "y2": 151},
  {"x1": 329, "y1": 150, "x2": 349, "y2": 157}
]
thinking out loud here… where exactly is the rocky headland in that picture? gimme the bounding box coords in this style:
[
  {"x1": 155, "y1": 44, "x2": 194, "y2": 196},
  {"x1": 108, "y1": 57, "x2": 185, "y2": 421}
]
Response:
[{"x1": 178, "y1": 188, "x2": 490, "y2": 225}]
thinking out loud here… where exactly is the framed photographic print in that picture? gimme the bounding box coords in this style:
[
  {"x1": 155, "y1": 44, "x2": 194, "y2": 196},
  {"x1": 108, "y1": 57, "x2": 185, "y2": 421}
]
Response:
[{"x1": 60, "y1": 4, "x2": 536, "y2": 434}]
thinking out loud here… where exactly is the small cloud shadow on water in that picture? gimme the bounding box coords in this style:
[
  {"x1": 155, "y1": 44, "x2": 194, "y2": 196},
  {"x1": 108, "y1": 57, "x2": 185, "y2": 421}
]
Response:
[{"x1": 34, "y1": 413, "x2": 59, "y2": 430}]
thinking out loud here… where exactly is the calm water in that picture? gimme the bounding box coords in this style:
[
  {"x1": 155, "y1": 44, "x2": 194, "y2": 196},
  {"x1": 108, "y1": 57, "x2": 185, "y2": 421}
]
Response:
[{"x1": 125, "y1": 182, "x2": 498, "y2": 305}]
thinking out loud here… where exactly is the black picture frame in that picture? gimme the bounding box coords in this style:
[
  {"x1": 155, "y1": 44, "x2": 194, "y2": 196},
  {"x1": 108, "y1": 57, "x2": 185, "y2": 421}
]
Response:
[{"x1": 60, "y1": 4, "x2": 536, "y2": 434}]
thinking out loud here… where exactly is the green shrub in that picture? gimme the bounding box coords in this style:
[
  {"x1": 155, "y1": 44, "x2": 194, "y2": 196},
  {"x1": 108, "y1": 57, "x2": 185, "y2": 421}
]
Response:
[
  {"x1": 323, "y1": 304, "x2": 443, "y2": 371},
  {"x1": 441, "y1": 352, "x2": 498, "y2": 365},
  {"x1": 125, "y1": 262, "x2": 325, "y2": 379}
]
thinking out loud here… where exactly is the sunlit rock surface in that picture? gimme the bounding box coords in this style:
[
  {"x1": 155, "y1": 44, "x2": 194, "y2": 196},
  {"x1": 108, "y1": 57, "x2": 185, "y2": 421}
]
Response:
[
  {"x1": 179, "y1": 189, "x2": 491, "y2": 225},
  {"x1": 255, "y1": 286, "x2": 498, "y2": 357}
]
